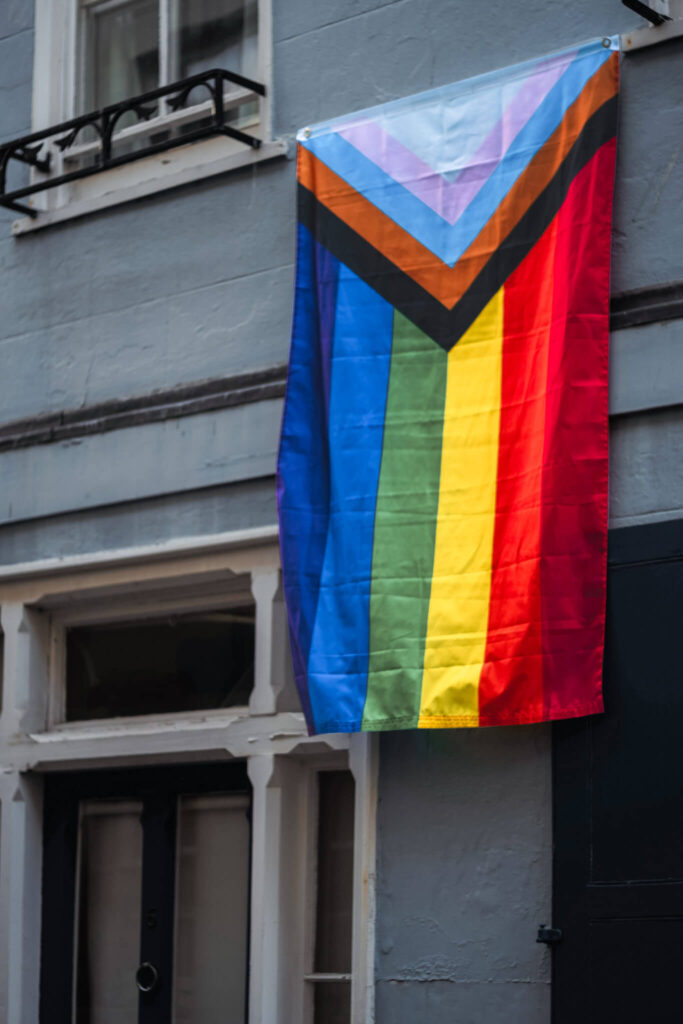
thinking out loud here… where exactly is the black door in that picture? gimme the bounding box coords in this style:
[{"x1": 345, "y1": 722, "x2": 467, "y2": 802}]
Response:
[
  {"x1": 552, "y1": 519, "x2": 683, "y2": 1023},
  {"x1": 40, "y1": 762, "x2": 251, "y2": 1024}
]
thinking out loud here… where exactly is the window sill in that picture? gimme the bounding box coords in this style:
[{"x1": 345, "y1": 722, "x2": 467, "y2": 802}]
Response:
[
  {"x1": 11, "y1": 133, "x2": 289, "y2": 236},
  {"x1": 17, "y1": 709, "x2": 329, "y2": 772}
]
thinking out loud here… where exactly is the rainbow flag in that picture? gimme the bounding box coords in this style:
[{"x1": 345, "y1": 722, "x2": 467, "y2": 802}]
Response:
[{"x1": 278, "y1": 39, "x2": 618, "y2": 734}]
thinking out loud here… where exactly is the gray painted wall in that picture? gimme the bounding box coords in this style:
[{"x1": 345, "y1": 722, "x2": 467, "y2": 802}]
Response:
[
  {"x1": 0, "y1": 1, "x2": 682, "y2": 557},
  {"x1": 1, "y1": 3, "x2": 682, "y2": 1023},
  {"x1": 376, "y1": 728, "x2": 552, "y2": 1023}
]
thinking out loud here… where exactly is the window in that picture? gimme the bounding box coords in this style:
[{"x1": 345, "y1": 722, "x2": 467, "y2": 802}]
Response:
[
  {"x1": 65, "y1": 606, "x2": 255, "y2": 721},
  {"x1": 46, "y1": 571, "x2": 257, "y2": 728},
  {"x1": 81, "y1": 0, "x2": 160, "y2": 111},
  {"x1": 24, "y1": 0, "x2": 284, "y2": 232},
  {"x1": 77, "y1": 0, "x2": 258, "y2": 113},
  {"x1": 0, "y1": 533, "x2": 377, "y2": 1023}
]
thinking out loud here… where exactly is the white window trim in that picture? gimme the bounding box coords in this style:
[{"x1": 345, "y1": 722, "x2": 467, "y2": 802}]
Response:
[
  {"x1": 0, "y1": 528, "x2": 377, "y2": 1024},
  {"x1": 15, "y1": 0, "x2": 286, "y2": 235}
]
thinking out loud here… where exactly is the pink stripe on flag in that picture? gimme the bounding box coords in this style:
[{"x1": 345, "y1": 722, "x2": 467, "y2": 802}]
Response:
[{"x1": 339, "y1": 51, "x2": 575, "y2": 225}]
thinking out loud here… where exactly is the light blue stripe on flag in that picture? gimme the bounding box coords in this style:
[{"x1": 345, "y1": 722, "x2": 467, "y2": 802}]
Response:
[{"x1": 301, "y1": 43, "x2": 611, "y2": 267}]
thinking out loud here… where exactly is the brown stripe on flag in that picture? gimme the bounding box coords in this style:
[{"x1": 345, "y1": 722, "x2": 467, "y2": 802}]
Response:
[{"x1": 297, "y1": 52, "x2": 618, "y2": 310}]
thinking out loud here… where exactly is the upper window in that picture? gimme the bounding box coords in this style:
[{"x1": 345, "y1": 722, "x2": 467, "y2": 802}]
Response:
[
  {"x1": 78, "y1": 0, "x2": 258, "y2": 112},
  {"x1": 20, "y1": 0, "x2": 283, "y2": 232}
]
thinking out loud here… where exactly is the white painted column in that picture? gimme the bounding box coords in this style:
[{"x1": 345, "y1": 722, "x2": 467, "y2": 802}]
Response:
[
  {"x1": 0, "y1": 606, "x2": 49, "y2": 1023},
  {"x1": 0, "y1": 772, "x2": 43, "y2": 1024},
  {"x1": 349, "y1": 733, "x2": 379, "y2": 1024},
  {"x1": 0, "y1": 604, "x2": 50, "y2": 739},
  {"x1": 247, "y1": 753, "x2": 308, "y2": 1024},
  {"x1": 249, "y1": 570, "x2": 299, "y2": 716},
  {"x1": 249, "y1": 571, "x2": 280, "y2": 716},
  {"x1": 247, "y1": 753, "x2": 284, "y2": 1024}
]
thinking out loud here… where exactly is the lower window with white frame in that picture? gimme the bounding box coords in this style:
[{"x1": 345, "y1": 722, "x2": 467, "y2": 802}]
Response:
[{"x1": 1, "y1": 541, "x2": 375, "y2": 1024}]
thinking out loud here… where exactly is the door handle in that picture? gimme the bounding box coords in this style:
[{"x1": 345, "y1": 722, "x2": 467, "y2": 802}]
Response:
[
  {"x1": 135, "y1": 961, "x2": 160, "y2": 993},
  {"x1": 536, "y1": 924, "x2": 563, "y2": 945}
]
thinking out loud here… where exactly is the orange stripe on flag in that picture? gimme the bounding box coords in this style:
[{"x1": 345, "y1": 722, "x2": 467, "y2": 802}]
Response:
[{"x1": 297, "y1": 53, "x2": 618, "y2": 310}]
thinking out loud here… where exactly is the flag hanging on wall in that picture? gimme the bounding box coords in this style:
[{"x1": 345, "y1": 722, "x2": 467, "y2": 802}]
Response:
[{"x1": 277, "y1": 38, "x2": 619, "y2": 735}]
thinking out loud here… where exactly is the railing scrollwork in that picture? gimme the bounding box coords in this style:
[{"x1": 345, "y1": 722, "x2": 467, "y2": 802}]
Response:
[{"x1": 0, "y1": 68, "x2": 264, "y2": 217}]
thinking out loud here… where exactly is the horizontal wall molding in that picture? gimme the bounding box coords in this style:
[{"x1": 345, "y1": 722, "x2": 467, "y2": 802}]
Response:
[
  {"x1": 610, "y1": 279, "x2": 683, "y2": 331},
  {"x1": 0, "y1": 364, "x2": 287, "y2": 454},
  {"x1": 0, "y1": 280, "x2": 681, "y2": 454}
]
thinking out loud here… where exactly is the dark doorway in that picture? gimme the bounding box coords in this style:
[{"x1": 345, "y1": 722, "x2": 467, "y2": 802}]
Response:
[
  {"x1": 552, "y1": 519, "x2": 683, "y2": 1023},
  {"x1": 40, "y1": 761, "x2": 251, "y2": 1024}
]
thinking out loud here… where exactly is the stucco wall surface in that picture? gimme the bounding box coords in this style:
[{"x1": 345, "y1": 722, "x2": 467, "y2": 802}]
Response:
[{"x1": 375, "y1": 728, "x2": 552, "y2": 1023}]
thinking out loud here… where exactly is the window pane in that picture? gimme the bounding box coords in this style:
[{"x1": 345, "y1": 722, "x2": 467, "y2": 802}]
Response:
[
  {"x1": 315, "y1": 771, "x2": 355, "y2": 975},
  {"x1": 172, "y1": 0, "x2": 258, "y2": 82},
  {"x1": 75, "y1": 801, "x2": 143, "y2": 1024},
  {"x1": 173, "y1": 793, "x2": 250, "y2": 1023},
  {"x1": 83, "y1": 0, "x2": 159, "y2": 110},
  {"x1": 66, "y1": 607, "x2": 254, "y2": 721},
  {"x1": 314, "y1": 982, "x2": 351, "y2": 1024}
]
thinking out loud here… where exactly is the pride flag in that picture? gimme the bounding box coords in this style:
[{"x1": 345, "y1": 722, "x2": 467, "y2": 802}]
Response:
[{"x1": 278, "y1": 39, "x2": 618, "y2": 734}]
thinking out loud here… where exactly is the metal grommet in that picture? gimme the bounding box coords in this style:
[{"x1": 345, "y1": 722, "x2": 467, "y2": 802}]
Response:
[
  {"x1": 602, "y1": 36, "x2": 612, "y2": 48},
  {"x1": 303, "y1": 127, "x2": 311, "y2": 138},
  {"x1": 135, "y1": 962, "x2": 159, "y2": 994}
]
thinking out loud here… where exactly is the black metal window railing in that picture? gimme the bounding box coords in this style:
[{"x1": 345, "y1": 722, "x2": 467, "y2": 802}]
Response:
[{"x1": 0, "y1": 68, "x2": 265, "y2": 218}]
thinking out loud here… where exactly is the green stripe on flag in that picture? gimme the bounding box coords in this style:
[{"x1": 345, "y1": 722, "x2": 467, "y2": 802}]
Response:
[{"x1": 362, "y1": 311, "x2": 448, "y2": 729}]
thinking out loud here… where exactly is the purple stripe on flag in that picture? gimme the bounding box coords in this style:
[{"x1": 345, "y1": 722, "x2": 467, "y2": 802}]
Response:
[
  {"x1": 339, "y1": 51, "x2": 576, "y2": 226},
  {"x1": 314, "y1": 240, "x2": 339, "y2": 419}
]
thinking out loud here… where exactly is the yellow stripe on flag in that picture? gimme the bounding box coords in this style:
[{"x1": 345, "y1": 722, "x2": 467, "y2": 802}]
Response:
[{"x1": 418, "y1": 287, "x2": 504, "y2": 726}]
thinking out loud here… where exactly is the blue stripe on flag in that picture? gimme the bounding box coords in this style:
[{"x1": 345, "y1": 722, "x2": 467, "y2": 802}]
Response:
[{"x1": 305, "y1": 264, "x2": 394, "y2": 733}]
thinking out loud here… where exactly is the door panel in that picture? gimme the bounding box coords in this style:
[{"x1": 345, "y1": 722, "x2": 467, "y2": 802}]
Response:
[
  {"x1": 552, "y1": 520, "x2": 683, "y2": 1024},
  {"x1": 173, "y1": 794, "x2": 250, "y2": 1023},
  {"x1": 75, "y1": 801, "x2": 143, "y2": 1024},
  {"x1": 587, "y1": 918, "x2": 682, "y2": 1020},
  {"x1": 40, "y1": 762, "x2": 250, "y2": 1024}
]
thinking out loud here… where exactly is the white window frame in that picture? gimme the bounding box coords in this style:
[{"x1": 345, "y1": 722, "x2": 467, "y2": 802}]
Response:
[
  {"x1": 0, "y1": 527, "x2": 377, "y2": 1024},
  {"x1": 16, "y1": 0, "x2": 286, "y2": 235}
]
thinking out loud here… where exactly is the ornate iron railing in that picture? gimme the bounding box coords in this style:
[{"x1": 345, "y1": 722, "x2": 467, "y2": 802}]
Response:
[{"x1": 0, "y1": 68, "x2": 265, "y2": 217}]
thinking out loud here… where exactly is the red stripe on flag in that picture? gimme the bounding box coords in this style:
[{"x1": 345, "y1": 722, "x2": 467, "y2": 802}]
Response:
[
  {"x1": 539, "y1": 137, "x2": 615, "y2": 720},
  {"x1": 478, "y1": 201, "x2": 558, "y2": 725}
]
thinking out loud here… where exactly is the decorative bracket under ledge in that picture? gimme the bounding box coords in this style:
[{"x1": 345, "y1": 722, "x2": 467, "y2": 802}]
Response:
[{"x1": 0, "y1": 67, "x2": 265, "y2": 218}]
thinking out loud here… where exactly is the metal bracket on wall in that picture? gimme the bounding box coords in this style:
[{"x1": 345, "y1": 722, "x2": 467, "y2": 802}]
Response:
[
  {"x1": 621, "y1": 10, "x2": 683, "y2": 49},
  {"x1": 0, "y1": 68, "x2": 265, "y2": 218},
  {"x1": 622, "y1": 0, "x2": 671, "y2": 26}
]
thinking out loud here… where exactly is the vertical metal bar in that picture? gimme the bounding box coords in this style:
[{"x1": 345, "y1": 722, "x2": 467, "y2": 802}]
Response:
[
  {"x1": 158, "y1": 0, "x2": 170, "y2": 115},
  {"x1": 101, "y1": 112, "x2": 112, "y2": 166},
  {"x1": 257, "y1": 0, "x2": 271, "y2": 143},
  {"x1": 138, "y1": 791, "x2": 177, "y2": 1024},
  {"x1": 167, "y1": 0, "x2": 180, "y2": 82},
  {"x1": 214, "y1": 72, "x2": 225, "y2": 129}
]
